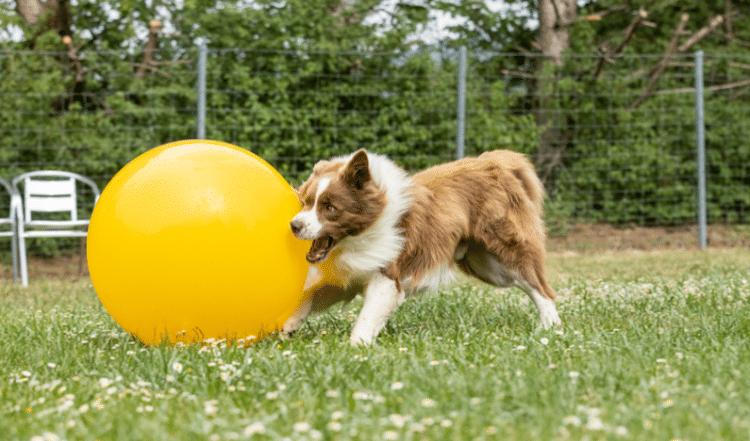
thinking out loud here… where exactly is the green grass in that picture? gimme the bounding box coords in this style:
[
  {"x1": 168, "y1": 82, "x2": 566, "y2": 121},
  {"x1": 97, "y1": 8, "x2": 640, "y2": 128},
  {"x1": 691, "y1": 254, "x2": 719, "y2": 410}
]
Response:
[{"x1": 1, "y1": 248, "x2": 749, "y2": 441}]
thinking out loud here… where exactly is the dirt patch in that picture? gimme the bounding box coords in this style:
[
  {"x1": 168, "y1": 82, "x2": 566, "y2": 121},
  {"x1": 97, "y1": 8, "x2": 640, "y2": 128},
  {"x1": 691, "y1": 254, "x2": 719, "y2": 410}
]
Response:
[
  {"x1": 0, "y1": 254, "x2": 89, "y2": 283},
  {"x1": 0, "y1": 224, "x2": 748, "y2": 282},
  {"x1": 547, "y1": 223, "x2": 750, "y2": 253}
]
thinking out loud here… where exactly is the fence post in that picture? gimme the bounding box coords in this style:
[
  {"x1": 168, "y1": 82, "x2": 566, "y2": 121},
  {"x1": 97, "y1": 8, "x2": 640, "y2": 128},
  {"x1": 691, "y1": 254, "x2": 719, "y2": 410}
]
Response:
[
  {"x1": 456, "y1": 46, "x2": 467, "y2": 160},
  {"x1": 694, "y1": 50, "x2": 706, "y2": 249},
  {"x1": 197, "y1": 42, "x2": 207, "y2": 139}
]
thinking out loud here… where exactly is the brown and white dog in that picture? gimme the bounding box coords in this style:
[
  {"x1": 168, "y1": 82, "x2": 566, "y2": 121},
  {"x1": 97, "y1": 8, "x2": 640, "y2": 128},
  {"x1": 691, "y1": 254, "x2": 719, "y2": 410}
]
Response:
[{"x1": 285, "y1": 149, "x2": 561, "y2": 344}]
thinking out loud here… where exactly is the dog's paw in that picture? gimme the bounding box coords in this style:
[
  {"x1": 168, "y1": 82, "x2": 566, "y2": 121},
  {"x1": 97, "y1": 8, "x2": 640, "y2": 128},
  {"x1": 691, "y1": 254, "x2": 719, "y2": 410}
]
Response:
[
  {"x1": 538, "y1": 310, "x2": 562, "y2": 331},
  {"x1": 279, "y1": 328, "x2": 297, "y2": 341},
  {"x1": 279, "y1": 320, "x2": 302, "y2": 341}
]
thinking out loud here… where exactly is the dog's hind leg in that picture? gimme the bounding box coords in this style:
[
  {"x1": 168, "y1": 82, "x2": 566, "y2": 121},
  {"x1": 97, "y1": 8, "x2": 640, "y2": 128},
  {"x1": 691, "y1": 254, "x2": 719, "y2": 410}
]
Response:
[
  {"x1": 510, "y1": 269, "x2": 561, "y2": 330},
  {"x1": 462, "y1": 245, "x2": 561, "y2": 330}
]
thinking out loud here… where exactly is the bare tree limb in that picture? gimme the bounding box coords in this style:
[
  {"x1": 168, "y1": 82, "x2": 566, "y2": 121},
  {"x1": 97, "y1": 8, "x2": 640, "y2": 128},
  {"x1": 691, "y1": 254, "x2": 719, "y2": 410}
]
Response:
[
  {"x1": 500, "y1": 69, "x2": 536, "y2": 80},
  {"x1": 676, "y1": 15, "x2": 724, "y2": 53},
  {"x1": 706, "y1": 79, "x2": 750, "y2": 93},
  {"x1": 664, "y1": 61, "x2": 696, "y2": 68},
  {"x1": 718, "y1": 31, "x2": 750, "y2": 48},
  {"x1": 134, "y1": 20, "x2": 162, "y2": 79},
  {"x1": 594, "y1": 8, "x2": 648, "y2": 78},
  {"x1": 579, "y1": 3, "x2": 627, "y2": 21},
  {"x1": 55, "y1": 35, "x2": 112, "y2": 115},
  {"x1": 613, "y1": 9, "x2": 649, "y2": 54},
  {"x1": 513, "y1": 45, "x2": 536, "y2": 56},
  {"x1": 652, "y1": 78, "x2": 750, "y2": 96},
  {"x1": 725, "y1": 0, "x2": 733, "y2": 40},
  {"x1": 628, "y1": 13, "x2": 689, "y2": 109}
]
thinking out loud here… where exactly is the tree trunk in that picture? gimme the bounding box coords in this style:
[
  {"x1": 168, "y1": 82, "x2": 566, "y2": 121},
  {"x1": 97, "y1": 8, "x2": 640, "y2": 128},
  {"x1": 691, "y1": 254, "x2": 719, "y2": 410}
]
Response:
[
  {"x1": 535, "y1": 0, "x2": 577, "y2": 186},
  {"x1": 537, "y1": 0, "x2": 577, "y2": 66},
  {"x1": 15, "y1": 0, "x2": 72, "y2": 42},
  {"x1": 15, "y1": 0, "x2": 49, "y2": 26}
]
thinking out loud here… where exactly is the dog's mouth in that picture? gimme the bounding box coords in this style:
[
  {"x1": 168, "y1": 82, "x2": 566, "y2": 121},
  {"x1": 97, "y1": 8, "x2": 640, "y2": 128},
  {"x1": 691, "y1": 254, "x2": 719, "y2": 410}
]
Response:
[{"x1": 306, "y1": 235, "x2": 338, "y2": 264}]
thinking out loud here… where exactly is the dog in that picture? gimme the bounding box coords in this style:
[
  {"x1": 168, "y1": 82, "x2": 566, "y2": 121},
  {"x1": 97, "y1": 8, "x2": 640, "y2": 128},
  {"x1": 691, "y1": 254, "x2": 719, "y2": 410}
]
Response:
[{"x1": 284, "y1": 149, "x2": 561, "y2": 344}]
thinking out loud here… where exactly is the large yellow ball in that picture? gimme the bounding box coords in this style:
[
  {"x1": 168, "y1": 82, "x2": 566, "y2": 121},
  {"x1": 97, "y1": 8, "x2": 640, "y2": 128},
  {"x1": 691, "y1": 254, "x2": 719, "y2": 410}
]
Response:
[{"x1": 88, "y1": 140, "x2": 310, "y2": 346}]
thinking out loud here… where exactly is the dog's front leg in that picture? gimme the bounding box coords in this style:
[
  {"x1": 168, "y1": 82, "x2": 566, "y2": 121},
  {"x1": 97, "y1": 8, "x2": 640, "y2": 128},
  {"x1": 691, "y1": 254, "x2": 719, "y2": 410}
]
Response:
[
  {"x1": 280, "y1": 297, "x2": 312, "y2": 339},
  {"x1": 280, "y1": 266, "x2": 322, "y2": 339},
  {"x1": 350, "y1": 273, "x2": 403, "y2": 345}
]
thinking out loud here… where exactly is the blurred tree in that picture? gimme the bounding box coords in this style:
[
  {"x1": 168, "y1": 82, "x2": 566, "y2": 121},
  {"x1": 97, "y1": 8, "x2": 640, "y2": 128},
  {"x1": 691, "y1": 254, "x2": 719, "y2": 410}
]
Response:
[{"x1": 14, "y1": 0, "x2": 71, "y2": 45}]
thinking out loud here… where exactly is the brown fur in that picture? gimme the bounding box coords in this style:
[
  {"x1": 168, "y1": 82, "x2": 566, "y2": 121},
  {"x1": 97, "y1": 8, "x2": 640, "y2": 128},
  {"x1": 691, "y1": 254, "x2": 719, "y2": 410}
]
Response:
[
  {"x1": 286, "y1": 149, "x2": 559, "y2": 342},
  {"x1": 386, "y1": 149, "x2": 555, "y2": 301}
]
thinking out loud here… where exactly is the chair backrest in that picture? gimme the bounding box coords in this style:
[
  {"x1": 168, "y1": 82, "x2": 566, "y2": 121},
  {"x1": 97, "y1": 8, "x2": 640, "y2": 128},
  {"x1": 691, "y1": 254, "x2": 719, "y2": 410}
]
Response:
[
  {"x1": 0, "y1": 177, "x2": 16, "y2": 233},
  {"x1": 12, "y1": 171, "x2": 100, "y2": 226}
]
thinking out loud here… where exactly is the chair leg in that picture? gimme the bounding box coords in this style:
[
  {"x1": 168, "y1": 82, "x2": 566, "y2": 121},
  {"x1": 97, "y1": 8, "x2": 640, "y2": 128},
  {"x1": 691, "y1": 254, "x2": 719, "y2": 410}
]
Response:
[
  {"x1": 78, "y1": 236, "x2": 86, "y2": 278},
  {"x1": 19, "y1": 234, "x2": 28, "y2": 287},
  {"x1": 11, "y1": 228, "x2": 18, "y2": 284}
]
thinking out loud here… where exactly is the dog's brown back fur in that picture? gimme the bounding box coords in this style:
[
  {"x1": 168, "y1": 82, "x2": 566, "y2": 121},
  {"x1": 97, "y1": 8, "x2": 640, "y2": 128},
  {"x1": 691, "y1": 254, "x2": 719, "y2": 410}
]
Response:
[{"x1": 384, "y1": 150, "x2": 555, "y2": 301}]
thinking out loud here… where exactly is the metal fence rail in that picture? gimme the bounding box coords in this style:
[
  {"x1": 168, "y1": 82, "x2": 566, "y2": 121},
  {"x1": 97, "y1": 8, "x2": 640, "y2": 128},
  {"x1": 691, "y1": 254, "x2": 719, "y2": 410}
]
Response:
[{"x1": 1, "y1": 46, "x2": 749, "y2": 263}]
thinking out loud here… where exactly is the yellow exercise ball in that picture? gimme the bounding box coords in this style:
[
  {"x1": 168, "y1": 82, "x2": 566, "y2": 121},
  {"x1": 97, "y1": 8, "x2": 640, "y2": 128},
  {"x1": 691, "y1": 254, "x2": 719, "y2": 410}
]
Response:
[{"x1": 88, "y1": 140, "x2": 310, "y2": 346}]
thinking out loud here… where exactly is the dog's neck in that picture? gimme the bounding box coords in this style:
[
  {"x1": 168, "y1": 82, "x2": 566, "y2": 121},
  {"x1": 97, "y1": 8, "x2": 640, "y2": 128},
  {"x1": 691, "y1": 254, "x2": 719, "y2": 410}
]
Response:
[{"x1": 335, "y1": 151, "x2": 412, "y2": 277}]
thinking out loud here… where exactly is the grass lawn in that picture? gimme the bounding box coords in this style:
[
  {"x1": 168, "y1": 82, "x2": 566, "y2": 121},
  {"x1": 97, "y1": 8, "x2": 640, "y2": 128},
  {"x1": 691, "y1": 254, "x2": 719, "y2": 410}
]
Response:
[{"x1": 1, "y1": 248, "x2": 749, "y2": 440}]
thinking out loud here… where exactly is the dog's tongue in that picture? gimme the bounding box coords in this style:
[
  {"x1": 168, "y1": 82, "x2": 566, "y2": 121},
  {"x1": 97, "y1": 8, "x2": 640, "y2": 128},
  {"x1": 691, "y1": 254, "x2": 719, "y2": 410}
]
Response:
[{"x1": 306, "y1": 236, "x2": 333, "y2": 264}]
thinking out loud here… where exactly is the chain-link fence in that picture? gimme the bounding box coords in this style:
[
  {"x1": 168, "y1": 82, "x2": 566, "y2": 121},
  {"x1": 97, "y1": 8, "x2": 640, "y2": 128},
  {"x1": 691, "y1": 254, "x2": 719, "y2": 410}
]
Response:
[{"x1": 1, "y1": 46, "x2": 748, "y2": 266}]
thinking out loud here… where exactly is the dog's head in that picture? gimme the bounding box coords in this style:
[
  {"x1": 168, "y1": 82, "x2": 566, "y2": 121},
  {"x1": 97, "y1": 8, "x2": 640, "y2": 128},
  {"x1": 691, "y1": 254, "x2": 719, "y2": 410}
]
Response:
[{"x1": 290, "y1": 150, "x2": 386, "y2": 264}]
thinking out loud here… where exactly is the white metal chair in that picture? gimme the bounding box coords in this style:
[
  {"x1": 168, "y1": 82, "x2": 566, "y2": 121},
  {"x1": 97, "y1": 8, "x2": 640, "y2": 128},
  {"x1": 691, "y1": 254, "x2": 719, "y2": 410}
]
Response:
[
  {"x1": 0, "y1": 177, "x2": 20, "y2": 283},
  {"x1": 12, "y1": 171, "x2": 100, "y2": 287}
]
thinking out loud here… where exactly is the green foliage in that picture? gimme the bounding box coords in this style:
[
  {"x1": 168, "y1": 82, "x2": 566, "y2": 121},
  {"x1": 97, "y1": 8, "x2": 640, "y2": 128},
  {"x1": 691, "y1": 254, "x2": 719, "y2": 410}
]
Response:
[
  {"x1": 550, "y1": 71, "x2": 701, "y2": 225},
  {"x1": 1, "y1": 0, "x2": 750, "y2": 258},
  {"x1": 432, "y1": 0, "x2": 536, "y2": 53}
]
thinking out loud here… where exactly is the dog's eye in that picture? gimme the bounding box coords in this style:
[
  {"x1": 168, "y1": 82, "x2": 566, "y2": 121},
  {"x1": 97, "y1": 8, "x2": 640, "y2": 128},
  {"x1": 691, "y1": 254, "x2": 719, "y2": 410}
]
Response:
[{"x1": 325, "y1": 204, "x2": 336, "y2": 212}]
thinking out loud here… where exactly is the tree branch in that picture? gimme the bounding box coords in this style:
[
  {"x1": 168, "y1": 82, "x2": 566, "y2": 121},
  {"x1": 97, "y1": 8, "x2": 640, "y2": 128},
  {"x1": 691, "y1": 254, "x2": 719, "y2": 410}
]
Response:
[
  {"x1": 652, "y1": 78, "x2": 750, "y2": 96},
  {"x1": 579, "y1": 3, "x2": 628, "y2": 21},
  {"x1": 628, "y1": 13, "x2": 689, "y2": 110},
  {"x1": 594, "y1": 8, "x2": 648, "y2": 78},
  {"x1": 500, "y1": 69, "x2": 536, "y2": 80},
  {"x1": 717, "y1": 31, "x2": 750, "y2": 48},
  {"x1": 676, "y1": 15, "x2": 724, "y2": 53},
  {"x1": 725, "y1": 0, "x2": 733, "y2": 40},
  {"x1": 134, "y1": 20, "x2": 162, "y2": 79}
]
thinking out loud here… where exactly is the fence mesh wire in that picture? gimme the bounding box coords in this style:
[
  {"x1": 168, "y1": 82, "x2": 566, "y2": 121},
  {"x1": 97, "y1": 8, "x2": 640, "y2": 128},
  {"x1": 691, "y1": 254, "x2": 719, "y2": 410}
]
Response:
[
  {"x1": 201, "y1": 48, "x2": 459, "y2": 180},
  {"x1": 0, "y1": 47, "x2": 748, "y2": 266},
  {"x1": 468, "y1": 53, "x2": 703, "y2": 226}
]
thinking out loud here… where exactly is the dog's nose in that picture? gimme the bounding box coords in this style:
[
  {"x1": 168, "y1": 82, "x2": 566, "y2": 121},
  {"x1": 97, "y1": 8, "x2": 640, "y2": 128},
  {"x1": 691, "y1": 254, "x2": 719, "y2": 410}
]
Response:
[{"x1": 290, "y1": 219, "x2": 303, "y2": 236}]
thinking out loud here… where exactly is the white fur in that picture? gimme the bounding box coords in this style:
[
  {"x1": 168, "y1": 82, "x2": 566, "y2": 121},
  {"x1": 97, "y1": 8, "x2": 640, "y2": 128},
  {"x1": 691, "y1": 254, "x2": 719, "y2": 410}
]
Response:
[
  {"x1": 529, "y1": 291, "x2": 560, "y2": 330},
  {"x1": 467, "y1": 251, "x2": 561, "y2": 329},
  {"x1": 333, "y1": 151, "x2": 413, "y2": 277},
  {"x1": 404, "y1": 263, "x2": 459, "y2": 292},
  {"x1": 291, "y1": 177, "x2": 330, "y2": 240},
  {"x1": 349, "y1": 272, "x2": 404, "y2": 345}
]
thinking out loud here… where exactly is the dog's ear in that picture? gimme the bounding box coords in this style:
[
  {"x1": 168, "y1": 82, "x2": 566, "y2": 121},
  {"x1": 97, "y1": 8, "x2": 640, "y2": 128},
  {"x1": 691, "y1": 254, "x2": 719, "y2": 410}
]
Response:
[{"x1": 343, "y1": 150, "x2": 371, "y2": 190}]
